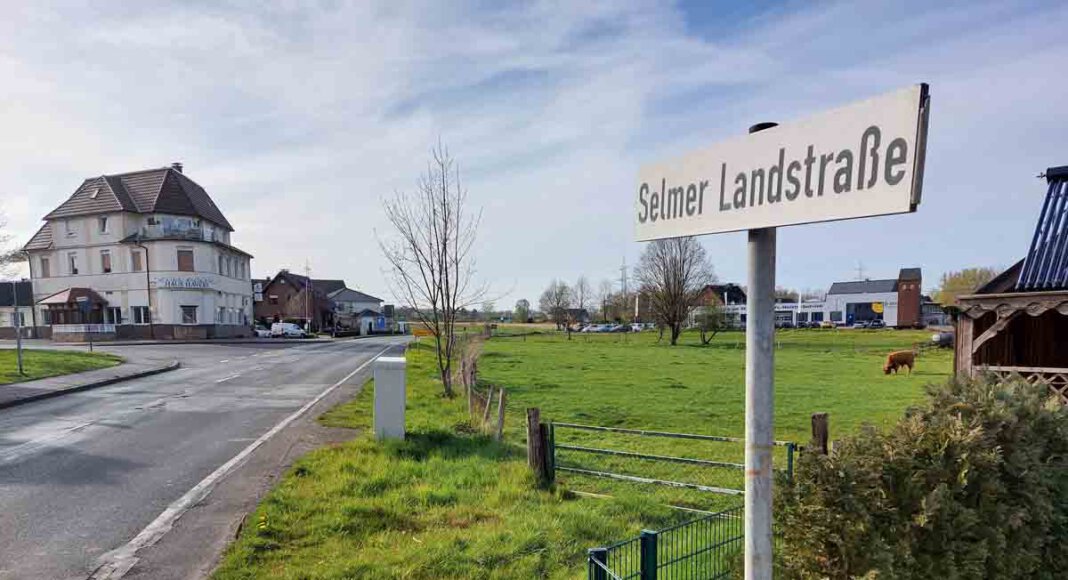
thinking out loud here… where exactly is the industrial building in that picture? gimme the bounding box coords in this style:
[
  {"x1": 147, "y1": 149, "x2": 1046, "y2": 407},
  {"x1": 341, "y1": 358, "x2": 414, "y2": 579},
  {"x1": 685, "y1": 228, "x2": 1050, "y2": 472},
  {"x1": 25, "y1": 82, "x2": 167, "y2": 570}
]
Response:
[{"x1": 717, "y1": 267, "x2": 924, "y2": 328}]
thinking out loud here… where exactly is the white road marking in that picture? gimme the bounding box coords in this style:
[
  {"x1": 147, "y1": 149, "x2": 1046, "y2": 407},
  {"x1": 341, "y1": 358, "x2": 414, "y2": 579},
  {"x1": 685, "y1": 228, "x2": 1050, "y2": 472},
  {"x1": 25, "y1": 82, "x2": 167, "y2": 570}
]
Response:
[
  {"x1": 89, "y1": 343, "x2": 396, "y2": 580},
  {"x1": 214, "y1": 374, "x2": 241, "y2": 383}
]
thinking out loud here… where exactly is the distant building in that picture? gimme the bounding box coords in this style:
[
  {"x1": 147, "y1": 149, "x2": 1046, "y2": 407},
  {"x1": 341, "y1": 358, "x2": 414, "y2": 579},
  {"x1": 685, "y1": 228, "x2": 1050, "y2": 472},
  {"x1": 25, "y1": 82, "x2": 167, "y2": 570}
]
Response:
[
  {"x1": 329, "y1": 287, "x2": 384, "y2": 334},
  {"x1": 717, "y1": 267, "x2": 924, "y2": 328},
  {"x1": 253, "y1": 270, "x2": 343, "y2": 331},
  {"x1": 22, "y1": 164, "x2": 254, "y2": 341}
]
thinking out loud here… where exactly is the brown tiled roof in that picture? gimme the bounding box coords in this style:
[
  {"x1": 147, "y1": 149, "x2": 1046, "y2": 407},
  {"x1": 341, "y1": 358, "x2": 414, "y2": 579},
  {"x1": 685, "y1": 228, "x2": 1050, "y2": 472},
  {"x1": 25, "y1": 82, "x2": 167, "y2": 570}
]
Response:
[
  {"x1": 23, "y1": 223, "x2": 53, "y2": 251},
  {"x1": 42, "y1": 167, "x2": 234, "y2": 231}
]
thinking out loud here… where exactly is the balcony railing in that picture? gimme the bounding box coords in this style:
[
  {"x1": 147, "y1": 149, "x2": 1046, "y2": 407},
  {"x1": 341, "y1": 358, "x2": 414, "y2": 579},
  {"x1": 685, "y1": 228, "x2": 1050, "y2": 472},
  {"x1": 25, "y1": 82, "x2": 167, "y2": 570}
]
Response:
[{"x1": 52, "y1": 324, "x2": 117, "y2": 334}]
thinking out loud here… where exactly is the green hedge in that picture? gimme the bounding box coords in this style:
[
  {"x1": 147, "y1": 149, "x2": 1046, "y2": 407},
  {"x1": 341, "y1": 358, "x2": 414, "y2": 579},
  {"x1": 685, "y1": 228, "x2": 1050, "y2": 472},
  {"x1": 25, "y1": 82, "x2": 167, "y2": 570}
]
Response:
[{"x1": 776, "y1": 376, "x2": 1068, "y2": 579}]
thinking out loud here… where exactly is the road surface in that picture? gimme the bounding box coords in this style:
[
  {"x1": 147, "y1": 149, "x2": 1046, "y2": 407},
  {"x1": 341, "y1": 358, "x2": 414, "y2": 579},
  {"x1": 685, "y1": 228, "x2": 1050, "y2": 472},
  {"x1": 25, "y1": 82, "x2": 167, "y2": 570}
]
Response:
[{"x1": 0, "y1": 336, "x2": 405, "y2": 580}]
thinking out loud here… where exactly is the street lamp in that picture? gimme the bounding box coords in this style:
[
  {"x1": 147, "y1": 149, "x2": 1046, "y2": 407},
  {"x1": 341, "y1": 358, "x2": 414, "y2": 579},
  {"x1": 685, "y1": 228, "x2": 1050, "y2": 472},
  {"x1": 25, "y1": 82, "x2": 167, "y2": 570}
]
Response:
[{"x1": 11, "y1": 280, "x2": 24, "y2": 376}]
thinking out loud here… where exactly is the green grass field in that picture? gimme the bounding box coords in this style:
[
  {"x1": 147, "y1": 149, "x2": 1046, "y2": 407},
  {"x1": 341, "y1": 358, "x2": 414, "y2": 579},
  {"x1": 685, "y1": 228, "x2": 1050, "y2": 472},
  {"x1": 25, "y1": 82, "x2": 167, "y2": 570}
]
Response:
[
  {"x1": 0, "y1": 348, "x2": 122, "y2": 385},
  {"x1": 212, "y1": 328, "x2": 952, "y2": 579},
  {"x1": 477, "y1": 328, "x2": 951, "y2": 511}
]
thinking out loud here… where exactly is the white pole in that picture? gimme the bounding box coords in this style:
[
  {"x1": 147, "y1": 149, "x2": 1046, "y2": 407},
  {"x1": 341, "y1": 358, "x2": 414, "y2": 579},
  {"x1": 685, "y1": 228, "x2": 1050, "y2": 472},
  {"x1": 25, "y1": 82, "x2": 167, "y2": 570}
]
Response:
[
  {"x1": 745, "y1": 227, "x2": 775, "y2": 579},
  {"x1": 744, "y1": 121, "x2": 777, "y2": 580}
]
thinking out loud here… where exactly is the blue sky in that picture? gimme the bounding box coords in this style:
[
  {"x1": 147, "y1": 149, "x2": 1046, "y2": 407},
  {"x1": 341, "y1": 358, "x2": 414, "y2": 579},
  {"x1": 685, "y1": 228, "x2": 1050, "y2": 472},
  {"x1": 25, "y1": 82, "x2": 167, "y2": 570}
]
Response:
[{"x1": 2, "y1": 1, "x2": 1067, "y2": 306}]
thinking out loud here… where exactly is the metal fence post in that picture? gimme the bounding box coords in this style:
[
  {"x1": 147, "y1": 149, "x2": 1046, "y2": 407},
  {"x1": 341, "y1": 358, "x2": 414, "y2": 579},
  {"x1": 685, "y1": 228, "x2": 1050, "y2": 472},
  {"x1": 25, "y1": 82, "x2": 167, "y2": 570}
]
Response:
[
  {"x1": 640, "y1": 530, "x2": 658, "y2": 580},
  {"x1": 786, "y1": 442, "x2": 795, "y2": 482},
  {"x1": 590, "y1": 547, "x2": 608, "y2": 580},
  {"x1": 548, "y1": 422, "x2": 556, "y2": 483}
]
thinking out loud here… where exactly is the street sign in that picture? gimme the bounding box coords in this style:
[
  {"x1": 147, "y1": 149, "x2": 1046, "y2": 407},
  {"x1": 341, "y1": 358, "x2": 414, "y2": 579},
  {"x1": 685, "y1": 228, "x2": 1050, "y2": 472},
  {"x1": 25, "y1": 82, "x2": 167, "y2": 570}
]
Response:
[
  {"x1": 631, "y1": 83, "x2": 931, "y2": 580},
  {"x1": 635, "y1": 84, "x2": 929, "y2": 240}
]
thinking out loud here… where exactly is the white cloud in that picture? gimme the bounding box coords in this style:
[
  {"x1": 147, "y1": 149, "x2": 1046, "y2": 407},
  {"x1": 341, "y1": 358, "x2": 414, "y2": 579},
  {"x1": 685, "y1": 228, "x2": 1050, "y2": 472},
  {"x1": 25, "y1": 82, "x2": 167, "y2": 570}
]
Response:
[{"x1": 2, "y1": 0, "x2": 1067, "y2": 302}]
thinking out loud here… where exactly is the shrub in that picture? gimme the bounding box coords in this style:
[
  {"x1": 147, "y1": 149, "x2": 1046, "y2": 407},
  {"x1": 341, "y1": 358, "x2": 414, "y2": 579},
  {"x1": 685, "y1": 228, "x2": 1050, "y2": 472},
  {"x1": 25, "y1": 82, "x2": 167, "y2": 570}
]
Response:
[{"x1": 776, "y1": 375, "x2": 1068, "y2": 579}]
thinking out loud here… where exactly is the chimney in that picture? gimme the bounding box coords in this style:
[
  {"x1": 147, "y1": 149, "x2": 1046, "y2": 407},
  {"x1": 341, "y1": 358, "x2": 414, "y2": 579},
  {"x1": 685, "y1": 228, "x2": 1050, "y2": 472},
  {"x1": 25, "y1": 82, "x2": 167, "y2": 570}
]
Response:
[{"x1": 171, "y1": 162, "x2": 183, "y2": 173}]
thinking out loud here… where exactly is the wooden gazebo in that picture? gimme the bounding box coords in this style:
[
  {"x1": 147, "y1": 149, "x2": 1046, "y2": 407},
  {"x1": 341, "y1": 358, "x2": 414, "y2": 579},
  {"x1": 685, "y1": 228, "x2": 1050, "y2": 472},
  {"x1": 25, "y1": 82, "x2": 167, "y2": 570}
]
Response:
[{"x1": 955, "y1": 166, "x2": 1068, "y2": 404}]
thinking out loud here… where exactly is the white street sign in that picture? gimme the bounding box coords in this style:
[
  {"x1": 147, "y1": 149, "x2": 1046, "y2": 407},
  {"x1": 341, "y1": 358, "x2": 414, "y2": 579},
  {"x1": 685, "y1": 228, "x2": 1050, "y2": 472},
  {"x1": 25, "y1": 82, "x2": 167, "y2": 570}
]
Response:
[{"x1": 635, "y1": 84, "x2": 929, "y2": 241}]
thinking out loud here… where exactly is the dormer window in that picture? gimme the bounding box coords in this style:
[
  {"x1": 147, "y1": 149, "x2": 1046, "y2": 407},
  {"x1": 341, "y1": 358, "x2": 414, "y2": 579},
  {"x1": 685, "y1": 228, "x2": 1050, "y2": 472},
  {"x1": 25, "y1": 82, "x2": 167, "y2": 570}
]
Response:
[{"x1": 89, "y1": 187, "x2": 100, "y2": 199}]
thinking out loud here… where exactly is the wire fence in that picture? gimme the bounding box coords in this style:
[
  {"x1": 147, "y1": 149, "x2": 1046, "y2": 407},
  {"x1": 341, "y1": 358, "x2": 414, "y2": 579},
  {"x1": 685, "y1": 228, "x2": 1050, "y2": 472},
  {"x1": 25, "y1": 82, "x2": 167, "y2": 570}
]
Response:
[{"x1": 588, "y1": 506, "x2": 744, "y2": 580}]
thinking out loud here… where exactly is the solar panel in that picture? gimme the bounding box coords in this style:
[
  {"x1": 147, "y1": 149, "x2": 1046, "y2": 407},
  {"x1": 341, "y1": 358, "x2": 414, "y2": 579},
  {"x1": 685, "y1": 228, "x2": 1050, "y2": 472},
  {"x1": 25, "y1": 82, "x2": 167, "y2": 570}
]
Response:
[{"x1": 1017, "y1": 166, "x2": 1068, "y2": 291}]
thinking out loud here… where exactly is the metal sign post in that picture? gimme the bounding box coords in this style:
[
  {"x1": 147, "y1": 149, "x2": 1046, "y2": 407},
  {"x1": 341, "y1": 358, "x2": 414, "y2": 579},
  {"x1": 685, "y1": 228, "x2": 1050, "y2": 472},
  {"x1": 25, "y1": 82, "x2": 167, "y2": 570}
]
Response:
[
  {"x1": 76, "y1": 296, "x2": 92, "y2": 353},
  {"x1": 632, "y1": 85, "x2": 930, "y2": 580},
  {"x1": 12, "y1": 281, "x2": 24, "y2": 376}
]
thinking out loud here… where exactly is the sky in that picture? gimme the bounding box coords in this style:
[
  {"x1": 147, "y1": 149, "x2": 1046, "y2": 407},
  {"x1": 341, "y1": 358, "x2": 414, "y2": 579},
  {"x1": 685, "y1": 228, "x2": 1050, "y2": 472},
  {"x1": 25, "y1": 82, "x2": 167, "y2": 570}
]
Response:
[{"x1": 2, "y1": 0, "x2": 1067, "y2": 308}]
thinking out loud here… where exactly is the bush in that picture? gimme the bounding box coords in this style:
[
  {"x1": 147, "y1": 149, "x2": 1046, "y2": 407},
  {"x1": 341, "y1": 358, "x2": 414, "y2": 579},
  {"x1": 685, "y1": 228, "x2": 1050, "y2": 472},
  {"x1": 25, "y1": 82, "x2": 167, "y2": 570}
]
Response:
[{"x1": 776, "y1": 375, "x2": 1068, "y2": 579}]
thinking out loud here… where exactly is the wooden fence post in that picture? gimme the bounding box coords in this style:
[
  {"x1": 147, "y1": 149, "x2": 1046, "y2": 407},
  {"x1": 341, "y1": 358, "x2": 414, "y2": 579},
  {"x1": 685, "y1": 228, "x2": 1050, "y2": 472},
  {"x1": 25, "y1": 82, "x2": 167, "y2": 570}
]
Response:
[
  {"x1": 495, "y1": 389, "x2": 507, "y2": 441},
  {"x1": 482, "y1": 387, "x2": 494, "y2": 426},
  {"x1": 539, "y1": 421, "x2": 552, "y2": 483},
  {"x1": 811, "y1": 412, "x2": 829, "y2": 455},
  {"x1": 526, "y1": 408, "x2": 546, "y2": 484}
]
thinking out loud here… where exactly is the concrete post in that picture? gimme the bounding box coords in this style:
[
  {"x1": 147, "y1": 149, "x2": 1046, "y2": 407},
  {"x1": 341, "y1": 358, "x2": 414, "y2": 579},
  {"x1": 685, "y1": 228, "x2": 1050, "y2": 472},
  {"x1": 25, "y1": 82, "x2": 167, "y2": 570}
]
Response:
[
  {"x1": 373, "y1": 356, "x2": 406, "y2": 440},
  {"x1": 745, "y1": 226, "x2": 776, "y2": 580}
]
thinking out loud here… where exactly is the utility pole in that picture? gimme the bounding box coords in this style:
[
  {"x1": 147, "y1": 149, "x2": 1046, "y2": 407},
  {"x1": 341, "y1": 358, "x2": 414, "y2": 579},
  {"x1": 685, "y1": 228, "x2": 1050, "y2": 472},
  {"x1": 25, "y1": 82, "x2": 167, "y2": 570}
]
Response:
[
  {"x1": 855, "y1": 261, "x2": 866, "y2": 281},
  {"x1": 304, "y1": 260, "x2": 311, "y2": 333},
  {"x1": 12, "y1": 280, "x2": 24, "y2": 376}
]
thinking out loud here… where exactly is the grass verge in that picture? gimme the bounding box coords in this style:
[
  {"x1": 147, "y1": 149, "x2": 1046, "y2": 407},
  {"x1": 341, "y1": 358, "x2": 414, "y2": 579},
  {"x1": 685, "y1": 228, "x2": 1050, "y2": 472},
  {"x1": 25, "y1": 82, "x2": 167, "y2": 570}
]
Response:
[
  {"x1": 0, "y1": 348, "x2": 122, "y2": 385},
  {"x1": 212, "y1": 341, "x2": 689, "y2": 580}
]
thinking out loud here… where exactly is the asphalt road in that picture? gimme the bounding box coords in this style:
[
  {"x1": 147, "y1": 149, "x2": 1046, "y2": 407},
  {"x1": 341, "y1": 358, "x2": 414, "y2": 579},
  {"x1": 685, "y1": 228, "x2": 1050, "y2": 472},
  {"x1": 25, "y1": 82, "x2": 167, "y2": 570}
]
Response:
[{"x1": 0, "y1": 337, "x2": 406, "y2": 580}]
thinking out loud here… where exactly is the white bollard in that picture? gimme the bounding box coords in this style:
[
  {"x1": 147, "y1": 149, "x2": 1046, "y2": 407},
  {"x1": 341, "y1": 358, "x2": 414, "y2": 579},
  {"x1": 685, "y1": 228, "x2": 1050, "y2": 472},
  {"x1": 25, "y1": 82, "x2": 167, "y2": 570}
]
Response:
[{"x1": 373, "y1": 356, "x2": 406, "y2": 440}]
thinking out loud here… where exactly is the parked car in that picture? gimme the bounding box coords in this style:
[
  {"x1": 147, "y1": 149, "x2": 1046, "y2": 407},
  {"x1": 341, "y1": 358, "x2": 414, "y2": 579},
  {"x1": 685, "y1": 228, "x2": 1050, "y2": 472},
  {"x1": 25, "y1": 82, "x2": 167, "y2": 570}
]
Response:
[
  {"x1": 931, "y1": 331, "x2": 954, "y2": 348},
  {"x1": 271, "y1": 322, "x2": 308, "y2": 338},
  {"x1": 612, "y1": 324, "x2": 631, "y2": 332},
  {"x1": 819, "y1": 320, "x2": 835, "y2": 329},
  {"x1": 630, "y1": 323, "x2": 644, "y2": 332},
  {"x1": 852, "y1": 321, "x2": 869, "y2": 329},
  {"x1": 253, "y1": 324, "x2": 271, "y2": 338},
  {"x1": 868, "y1": 319, "x2": 886, "y2": 329}
]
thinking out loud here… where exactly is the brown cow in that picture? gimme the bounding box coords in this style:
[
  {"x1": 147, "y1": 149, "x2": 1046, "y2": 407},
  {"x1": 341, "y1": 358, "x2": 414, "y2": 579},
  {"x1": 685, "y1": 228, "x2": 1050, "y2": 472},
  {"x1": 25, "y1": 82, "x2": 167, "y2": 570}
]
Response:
[{"x1": 884, "y1": 350, "x2": 916, "y2": 375}]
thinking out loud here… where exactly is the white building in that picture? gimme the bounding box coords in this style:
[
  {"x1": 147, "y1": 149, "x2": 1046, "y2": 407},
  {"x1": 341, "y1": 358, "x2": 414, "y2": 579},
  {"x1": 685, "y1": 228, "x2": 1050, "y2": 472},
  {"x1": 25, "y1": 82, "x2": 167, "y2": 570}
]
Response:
[
  {"x1": 22, "y1": 164, "x2": 254, "y2": 340},
  {"x1": 328, "y1": 287, "x2": 384, "y2": 334},
  {"x1": 716, "y1": 268, "x2": 923, "y2": 328}
]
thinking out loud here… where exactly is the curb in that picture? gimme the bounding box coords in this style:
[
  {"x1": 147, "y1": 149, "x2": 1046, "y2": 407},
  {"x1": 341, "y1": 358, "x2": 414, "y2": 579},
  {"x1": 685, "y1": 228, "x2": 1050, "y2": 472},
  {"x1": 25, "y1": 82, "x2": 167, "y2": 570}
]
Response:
[
  {"x1": 0, "y1": 360, "x2": 181, "y2": 411},
  {"x1": 47, "y1": 335, "x2": 387, "y2": 347}
]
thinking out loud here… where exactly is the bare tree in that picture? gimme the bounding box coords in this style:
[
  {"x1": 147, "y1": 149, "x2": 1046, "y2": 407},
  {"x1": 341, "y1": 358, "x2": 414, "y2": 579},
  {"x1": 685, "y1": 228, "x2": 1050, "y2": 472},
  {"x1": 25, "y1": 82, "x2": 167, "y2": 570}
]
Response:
[
  {"x1": 539, "y1": 279, "x2": 572, "y2": 336},
  {"x1": 380, "y1": 143, "x2": 482, "y2": 397},
  {"x1": 694, "y1": 300, "x2": 726, "y2": 345},
  {"x1": 597, "y1": 279, "x2": 613, "y2": 322},
  {"x1": 0, "y1": 212, "x2": 25, "y2": 276},
  {"x1": 573, "y1": 276, "x2": 591, "y2": 316},
  {"x1": 635, "y1": 237, "x2": 715, "y2": 346}
]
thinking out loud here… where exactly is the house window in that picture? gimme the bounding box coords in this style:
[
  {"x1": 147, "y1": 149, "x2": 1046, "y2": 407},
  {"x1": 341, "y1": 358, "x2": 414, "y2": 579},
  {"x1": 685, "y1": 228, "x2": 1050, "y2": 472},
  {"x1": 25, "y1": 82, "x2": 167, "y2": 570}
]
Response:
[
  {"x1": 269, "y1": 294, "x2": 279, "y2": 305},
  {"x1": 40, "y1": 257, "x2": 50, "y2": 278},
  {"x1": 830, "y1": 311, "x2": 843, "y2": 322},
  {"x1": 68, "y1": 252, "x2": 79, "y2": 275},
  {"x1": 218, "y1": 255, "x2": 225, "y2": 275},
  {"x1": 181, "y1": 305, "x2": 198, "y2": 324},
  {"x1": 42, "y1": 310, "x2": 52, "y2": 325},
  {"x1": 132, "y1": 306, "x2": 150, "y2": 324},
  {"x1": 101, "y1": 250, "x2": 112, "y2": 273},
  {"x1": 64, "y1": 220, "x2": 75, "y2": 237},
  {"x1": 11, "y1": 312, "x2": 25, "y2": 327},
  {"x1": 217, "y1": 307, "x2": 225, "y2": 323},
  {"x1": 99, "y1": 216, "x2": 109, "y2": 233},
  {"x1": 106, "y1": 307, "x2": 122, "y2": 324},
  {"x1": 131, "y1": 250, "x2": 143, "y2": 272},
  {"x1": 177, "y1": 249, "x2": 194, "y2": 272}
]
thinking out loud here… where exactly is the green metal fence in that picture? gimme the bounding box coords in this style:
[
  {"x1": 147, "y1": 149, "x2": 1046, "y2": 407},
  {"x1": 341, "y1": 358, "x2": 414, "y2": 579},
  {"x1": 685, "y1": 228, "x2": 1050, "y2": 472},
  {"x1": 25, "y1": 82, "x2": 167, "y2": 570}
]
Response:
[
  {"x1": 551, "y1": 422, "x2": 796, "y2": 496},
  {"x1": 588, "y1": 505, "x2": 744, "y2": 580}
]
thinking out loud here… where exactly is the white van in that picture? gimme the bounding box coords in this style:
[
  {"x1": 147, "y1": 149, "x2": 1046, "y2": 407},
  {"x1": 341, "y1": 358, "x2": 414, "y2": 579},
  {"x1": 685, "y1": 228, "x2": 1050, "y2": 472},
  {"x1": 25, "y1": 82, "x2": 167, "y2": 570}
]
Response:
[{"x1": 270, "y1": 322, "x2": 307, "y2": 338}]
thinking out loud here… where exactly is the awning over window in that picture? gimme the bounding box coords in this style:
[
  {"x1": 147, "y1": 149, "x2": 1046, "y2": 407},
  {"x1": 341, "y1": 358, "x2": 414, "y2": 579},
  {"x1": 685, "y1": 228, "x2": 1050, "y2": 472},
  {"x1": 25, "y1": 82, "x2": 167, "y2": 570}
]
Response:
[
  {"x1": 1018, "y1": 166, "x2": 1068, "y2": 291},
  {"x1": 38, "y1": 287, "x2": 108, "y2": 307}
]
